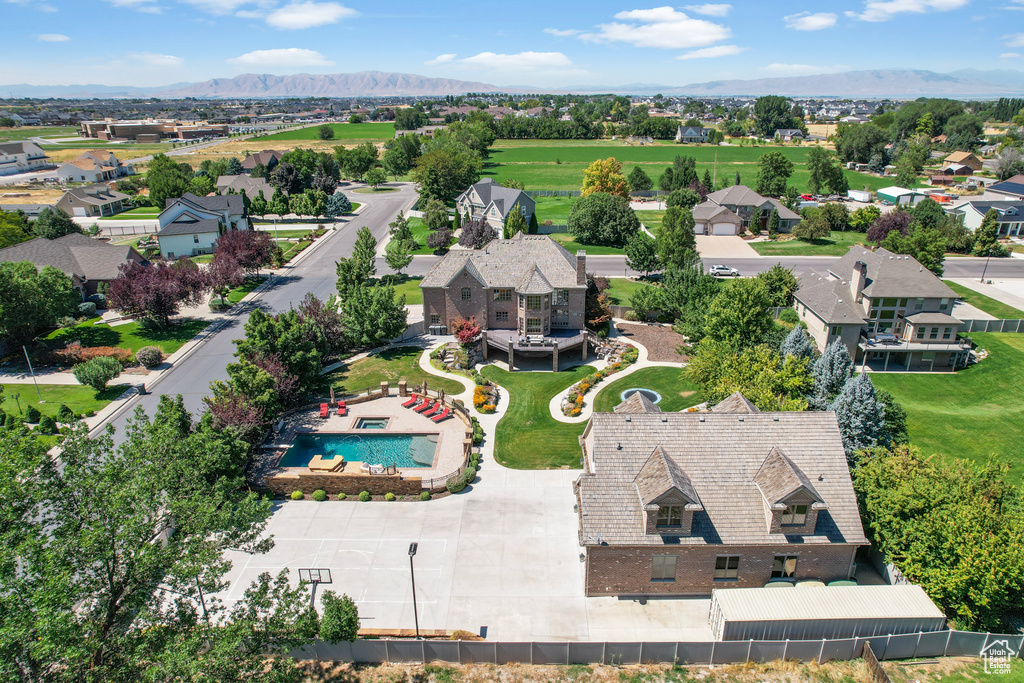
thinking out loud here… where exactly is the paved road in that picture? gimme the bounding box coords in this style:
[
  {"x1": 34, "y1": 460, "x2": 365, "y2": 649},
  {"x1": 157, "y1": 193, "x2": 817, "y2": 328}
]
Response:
[{"x1": 102, "y1": 184, "x2": 418, "y2": 440}]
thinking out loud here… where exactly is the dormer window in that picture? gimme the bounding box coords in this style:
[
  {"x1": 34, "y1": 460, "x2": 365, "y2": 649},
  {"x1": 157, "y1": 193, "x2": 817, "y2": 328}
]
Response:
[
  {"x1": 656, "y1": 505, "x2": 683, "y2": 528},
  {"x1": 781, "y1": 504, "x2": 807, "y2": 525}
]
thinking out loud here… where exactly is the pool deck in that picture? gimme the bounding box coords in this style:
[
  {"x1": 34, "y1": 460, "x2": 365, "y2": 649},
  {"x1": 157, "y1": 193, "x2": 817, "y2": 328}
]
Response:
[{"x1": 254, "y1": 396, "x2": 469, "y2": 485}]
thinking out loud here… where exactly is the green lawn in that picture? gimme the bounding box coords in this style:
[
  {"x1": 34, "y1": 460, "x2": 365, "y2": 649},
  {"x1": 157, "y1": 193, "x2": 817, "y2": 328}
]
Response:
[
  {"x1": 279, "y1": 241, "x2": 309, "y2": 263},
  {"x1": 258, "y1": 122, "x2": 396, "y2": 141},
  {"x1": 387, "y1": 275, "x2": 423, "y2": 305},
  {"x1": 482, "y1": 364, "x2": 595, "y2": 469},
  {"x1": 549, "y1": 232, "x2": 625, "y2": 255},
  {"x1": 326, "y1": 346, "x2": 463, "y2": 396},
  {"x1": 944, "y1": 281, "x2": 1024, "y2": 319},
  {"x1": 353, "y1": 186, "x2": 398, "y2": 194},
  {"x1": 0, "y1": 125, "x2": 78, "y2": 141},
  {"x1": 635, "y1": 209, "x2": 666, "y2": 232},
  {"x1": 392, "y1": 216, "x2": 447, "y2": 256},
  {"x1": 750, "y1": 231, "x2": 867, "y2": 257},
  {"x1": 592, "y1": 366, "x2": 703, "y2": 413},
  {"x1": 604, "y1": 278, "x2": 656, "y2": 306},
  {"x1": 257, "y1": 228, "x2": 312, "y2": 239},
  {"x1": 44, "y1": 317, "x2": 210, "y2": 356},
  {"x1": 872, "y1": 332, "x2": 1024, "y2": 484},
  {"x1": 226, "y1": 276, "x2": 266, "y2": 304},
  {"x1": 1, "y1": 383, "x2": 129, "y2": 420},
  {"x1": 98, "y1": 206, "x2": 161, "y2": 221},
  {"x1": 532, "y1": 195, "x2": 576, "y2": 225}
]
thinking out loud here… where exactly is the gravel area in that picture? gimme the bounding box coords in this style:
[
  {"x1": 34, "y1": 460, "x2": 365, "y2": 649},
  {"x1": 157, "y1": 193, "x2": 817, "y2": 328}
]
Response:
[{"x1": 615, "y1": 322, "x2": 689, "y2": 363}]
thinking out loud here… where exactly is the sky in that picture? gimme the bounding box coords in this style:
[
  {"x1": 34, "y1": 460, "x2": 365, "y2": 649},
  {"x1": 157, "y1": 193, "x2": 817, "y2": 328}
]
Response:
[{"x1": 3, "y1": 0, "x2": 1024, "y2": 88}]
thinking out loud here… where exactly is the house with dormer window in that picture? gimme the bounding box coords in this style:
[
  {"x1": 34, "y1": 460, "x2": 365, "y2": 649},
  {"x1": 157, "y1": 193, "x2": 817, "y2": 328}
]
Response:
[
  {"x1": 574, "y1": 392, "x2": 868, "y2": 596},
  {"x1": 455, "y1": 179, "x2": 535, "y2": 231},
  {"x1": 157, "y1": 192, "x2": 247, "y2": 259}
]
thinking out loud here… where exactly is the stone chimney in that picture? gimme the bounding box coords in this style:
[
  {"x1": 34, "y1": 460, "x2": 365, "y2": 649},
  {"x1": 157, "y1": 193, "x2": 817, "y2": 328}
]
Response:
[
  {"x1": 576, "y1": 250, "x2": 587, "y2": 285},
  {"x1": 851, "y1": 260, "x2": 867, "y2": 304}
]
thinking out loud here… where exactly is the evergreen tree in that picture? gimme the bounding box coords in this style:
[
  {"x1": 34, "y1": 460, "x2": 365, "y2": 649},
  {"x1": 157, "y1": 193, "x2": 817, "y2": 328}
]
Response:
[
  {"x1": 528, "y1": 211, "x2": 538, "y2": 234},
  {"x1": 627, "y1": 166, "x2": 653, "y2": 192},
  {"x1": 780, "y1": 326, "x2": 816, "y2": 361},
  {"x1": 702, "y1": 169, "x2": 713, "y2": 192},
  {"x1": 249, "y1": 190, "x2": 268, "y2": 218},
  {"x1": 389, "y1": 211, "x2": 414, "y2": 246},
  {"x1": 32, "y1": 207, "x2": 80, "y2": 240},
  {"x1": 624, "y1": 231, "x2": 660, "y2": 277},
  {"x1": 226, "y1": 157, "x2": 244, "y2": 175},
  {"x1": 503, "y1": 205, "x2": 527, "y2": 239},
  {"x1": 351, "y1": 226, "x2": 377, "y2": 280},
  {"x1": 324, "y1": 192, "x2": 352, "y2": 219},
  {"x1": 875, "y1": 388, "x2": 909, "y2": 445},
  {"x1": 972, "y1": 208, "x2": 1002, "y2": 257},
  {"x1": 749, "y1": 207, "x2": 763, "y2": 235},
  {"x1": 734, "y1": 171, "x2": 741, "y2": 186},
  {"x1": 810, "y1": 339, "x2": 854, "y2": 409},
  {"x1": 660, "y1": 251, "x2": 720, "y2": 340},
  {"x1": 831, "y1": 373, "x2": 888, "y2": 462},
  {"x1": 767, "y1": 208, "x2": 780, "y2": 238},
  {"x1": 655, "y1": 206, "x2": 696, "y2": 270},
  {"x1": 268, "y1": 187, "x2": 289, "y2": 218}
]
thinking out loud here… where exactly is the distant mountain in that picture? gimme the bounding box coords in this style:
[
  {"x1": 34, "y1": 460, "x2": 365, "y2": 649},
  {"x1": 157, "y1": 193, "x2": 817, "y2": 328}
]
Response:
[
  {"x1": 155, "y1": 71, "x2": 510, "y2": 98},
  {"x1": 947, "y1": 69, "x2": 1024, "y2": 91},
  {"x1": 0, "y1": 83, "x2": 164, "y2": 98}
]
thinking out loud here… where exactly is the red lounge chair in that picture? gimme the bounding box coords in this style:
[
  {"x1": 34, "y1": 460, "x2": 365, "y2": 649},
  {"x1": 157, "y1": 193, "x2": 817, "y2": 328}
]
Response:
[
  {"x1": 402, "y1": 394, "x2": 420, "y2": 408},
  {"x1": 409, "y1": 396, "x2": 427, "y2": 410},
  {"x1": 423, "y1": 402, "x2": 442, "y2": 417},
  {"x1": 337, "y1": 404, "x2": 347, "y2": 416},
  {"x1": 431, "y1": 408, "x2": 450, "y2": 422},
  {"x1": 414, "y1": 400, "x2": 435, "y2": 414},
  {"x1": 319, "y1": 403, "x2": 329, "y2": 418}
]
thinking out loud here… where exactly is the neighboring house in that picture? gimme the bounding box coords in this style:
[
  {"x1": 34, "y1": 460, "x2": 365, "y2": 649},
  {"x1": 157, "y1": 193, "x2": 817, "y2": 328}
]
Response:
[
  {"x1": 692, "y1": 201, "x2": 743, "y2": 235},
  {"x1": 877, "y1": 186, "x2": 928, "y2": 207},
  {"x1": 701, "y1": 185, "x2": 801, "y2": 233},
  {"x1": 574, "y1": 392, "x2": 868, "y2": 597},
  {"x1": 794, "y1": 246, "x2": 970, "y2": 371},
  {"x1": 839, "y1": 115, "x2": 869, "y2": 124},
  {"x1": 455, "y1": 179, "x2": 535, "y2": 231},
  {"x1": 675, "y1": 125, "x2": 712, "y2": 143},
  {"x1": 56, "y1": 184, "x2": 130, "y2": 218},
  {"x1": 949, "y1": 200, "x2": 1024, "y2": 236},
  {"x1": 773, "y1": 128, "x2": 804, "y2": 141},
  {"x1": 0, "y1": 203, "x2": 53, "y2": 220},
  {"x1": 215, "y1": 174, "x2": 273, "y2": 201},
  {"x1": 157, "y1": 192, "x2": 246, "y2": 259},
  {"x1": 937, "y1": 163, "x2": 972, "y2": 177},
  {"x1": 985, "y1": 174, "x2": 1024, "y2": 202},
  {"x1": 942, "y1": 151, "x2": 982, "y2": 172},
  {"x1": 241, "y1": 150, "x2": 284, "y2": 172},
  {"x1": 56, "y1": 150, "x2": 134, "y2": 184},
  {"x1": 0, "y1": 141, "x2": 53, "y2": 177},
  {"x1": 0, "y1": 233, "x2": 147, "y2": 296}
]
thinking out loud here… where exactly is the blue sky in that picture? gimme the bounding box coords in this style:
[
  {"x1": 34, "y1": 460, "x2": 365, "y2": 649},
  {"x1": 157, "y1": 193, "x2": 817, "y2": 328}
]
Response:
[{"x1": 3, "y1": 0, "x2": 1024, "y2": 87}]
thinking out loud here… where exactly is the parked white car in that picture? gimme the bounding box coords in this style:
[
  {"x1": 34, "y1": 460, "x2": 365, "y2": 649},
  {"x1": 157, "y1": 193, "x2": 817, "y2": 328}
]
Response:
[{"x1": 708, "y1": 264, "x2": 740, "y2": 277}]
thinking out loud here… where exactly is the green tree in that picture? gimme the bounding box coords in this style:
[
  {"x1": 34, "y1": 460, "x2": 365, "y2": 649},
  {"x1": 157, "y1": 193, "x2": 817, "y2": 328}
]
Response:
[
  {"x1": 0, "y1": 261, "x2": 79, "y2": 344},
  {"x1": 915, "y1": 111, "x2": 935, "y2": 137},
  {"x1": 411, "y1": 139, "x2": 482, "y2": 203},
  {"x1": 627, "y1": 166, "x2": 653, "y2": 192},
  {"x1": 755, "y1": 151, "x2": 794, "y2": 197},
  {"x1": 894, "y1": 155, "x2": 919, "y2": 188},
  {"x1": 364, "y1": 167, "x2": 387, "y2": 189},
  {"x1": 809, "y1": 339, "x2": 853, "y2": 409},
  {"x1": 324, "y1": 192, "x2": 351, "y2": 219},
  {"x1": 882, "y1": 226, "x2": 947, "y2": 276},
  {"x1": 289, "y1": 192, "x2": 312, "y2": 219},
  {"x1": 566, "y1": 191, "x2": 640, "y2": 247},
  {"x1": 749, "y1": 207, "x2": 763, "y2": 236},
  {"x1": 629, "y1": 285, "x2": 662, "y2": 321},
  {"x1": 702, "y1": 278, "x2": 775, "y2": 348},
  {"x1": 655, "y1": 206, "x2": 696, "y2": 270},
  {"x1": 666, "y1": 187, "x2": 701, "y2": 209},
  {"x1": 624, "y1": 232, "x2": 660, "y2": 277},
  {"x1": 72, "y1": 356, "x2": 123, "y2": 391},
  {"x1": 972, "y1": 208, "x2": 1002, "y2": 257},
  {"x1": 849, "y1": 205, "x2": 881, "y2": 231},
  {"x1": 340, "y1": 141, "x2": 379, "y2": 181},
  {"x1": 341, "y1": 283, "x2": 408, "y2": 348},
  {"x1": 503, "y1": 204, "x2": 527, "y2": 239},
  {"x1": 394, "y1": 107, "x2": 428, "y2": 131},
  {"x1": 383, "y1": 236, "x2": 413, "y2": 276},
  {"x1": 831, "y1": 372, "x2": 889, "y2": 461},
  {"x1": 234, "y1": 307, "x2": 323, "y2": 394},
  {"x1": 382, "y1": 144, "x2": 410, "y2": 180},
  {"x1": 422, "y1": 198, "x2": 450, "y2": 232},
  {"x1": 756, "y1": 263, "x2": 798, "y2": 307},
  {"x1": 268, "y1": 187, "x2": 289, "y2": 217},
  {"x1": 389, "y1": 210, "x2": 414, "y2": 245},
  {"x1": 780, "y1": 326, "x2": 815, "y2": 360},
  {"x1": 316, "y1": 123, "x2": 335, "y2": 140},
  {"x1": 319, "y1": 591, "x2": 360, "y2": 643},
  {"x1": 147, "y1": 153, "x2": 192, "y2": 208},
  {"x1": 685, "y1": 339, "x2": 813, "y2": 410},
  {"x1": 767, "y1": 208, "x2": 780, "y2": 238},
  {"x1": 806, "y1": 146, "x2": 849, "y2": 195},
  {"x1": 753, "y1": 95, "x2": 793, "y2": 138},
  {"x1": 32, "y1": 207, "x2": 80, "y2": 240},
  {"x1": 875, "y1": 388, "x2": 909, "y2": 445},
  {"x1": 189, "y1": 173, "x2": 216, "y2": 197},
  {"x1": 792, "y1": 213, "x2": 831, "y2": 242},
  {"x1": 249, "y1": 189, "x2": 268, "y2": 218},
  {"x1": 226, "y1": 156, "x2": 244, "y2": 175},
  {"x1": 661, "y1": 252, "x2": 719, "y2": 339}
]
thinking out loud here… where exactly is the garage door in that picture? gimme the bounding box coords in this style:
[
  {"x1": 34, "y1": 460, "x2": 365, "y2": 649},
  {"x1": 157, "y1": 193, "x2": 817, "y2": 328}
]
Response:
[
  {"x1": 711, "y1": 222, "x2": 735, "y2": 235},
  {"x1": 693, "y1": 222, "x2": 704, "y2": 234}
]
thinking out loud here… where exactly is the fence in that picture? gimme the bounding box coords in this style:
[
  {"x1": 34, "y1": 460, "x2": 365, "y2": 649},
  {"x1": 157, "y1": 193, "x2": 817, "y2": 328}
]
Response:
[
  {"x1": 863, "y1": 643, "x2": 892, "y2": 683},
  {"x1": 98, "y1": 223, "x2": 158, "y2": 237},
  {"x1": 524, "y1": 190, "x2": 668, "y2": 198},
  {"x1": 960, "y1": 318, "x2": 1024, "y2": 333},
  {"x1": 292, "y1": 630, "x2": 1024, "y2": 665}
]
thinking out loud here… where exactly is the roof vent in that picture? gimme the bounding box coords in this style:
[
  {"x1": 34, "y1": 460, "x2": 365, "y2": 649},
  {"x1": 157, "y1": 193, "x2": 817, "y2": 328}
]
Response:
[
  {"x1": 738, "y1": 416, "x2": 744, "y2": 422},
  {"x1": 661, "y1": 416, "x2": 668, "y2": 423},
  {"x1": 699, "y1": 415, "x2": 705, "y2": 422},
  {"x1": 617, "y1": 442, "x2": 622, "y2": 450},
  {"x1": 773, "y1": 416, "x2": 780, "y2": 421},
  {"x1": 625, "y1": 416, "x2": 631, "y2": 422}
]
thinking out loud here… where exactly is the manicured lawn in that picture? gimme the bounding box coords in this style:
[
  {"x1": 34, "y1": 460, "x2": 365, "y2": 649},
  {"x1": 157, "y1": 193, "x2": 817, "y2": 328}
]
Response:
[
  {"x1": 1, "y1": 383, "x2": 129, "y2": 420},
  {"x1": 43, "y1": 316, "x2": 210, "y2": 356},
  {"x1": 481, "y1": 364, "x2": 595, "y2": 469},
  {"x1": 326, "y1": 346, "x2": 464, "y2": 396},
  {"x1": 635, "y1": 209, "x2": 666, "y2": 232},
  {"x1": 353, "y1": 186, "x2": 398, "y2": 194},
  {"x1": 386, "y1": 275, "x2": 423, "y2": 305},
  {"x1": 0, "y1": 125, "x2": 79, "y2": 141},
  {"x1": 279, "y1": 241, "x2": 309, "y2": 263},
  {"x1": 549, "y1": 232, "x2": 625, "y2": 255},
  {"x1": 259, "y1": 122, "x2": 396, "y2": 141},
  {"x1": 390, "y1": 217, "x2": 448, "y2": 256},
  {"x1": 604, "y1": 277, "x2": 656, "y2": 306},
  {"x1": 871, "y1": 332, "x2": 1024, "y2": 484},
  {"x1": 592, "y1": 366, "x2": 703, "y2": 413},
  {"x1": 532, "y1": 195, "x2": 576, "y2": 225},
  {"x1": 98, "y1": 206, "x2": 161, "y2": 221},
  {"x1": 257, "y1": 228, "x2": 312, "y2": 239},
  {"x1": 750, "y1": 231, "x2": 867, "y2": 257},
  {"x1": 944, "y1": 281, "x2": 1024, "y2": 319},
  {"x1": 227, "y1": 276, "x2": 266, "y2": 304}
]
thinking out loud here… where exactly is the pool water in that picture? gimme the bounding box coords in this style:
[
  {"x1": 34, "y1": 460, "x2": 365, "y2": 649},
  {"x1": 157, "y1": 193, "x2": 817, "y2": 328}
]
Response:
[
  {"x1": 355, "y1": 417, "x2": 389, "y2": 429},
  {"x1": 280, "y1": 433, "x2": 438, "y2": 469}
]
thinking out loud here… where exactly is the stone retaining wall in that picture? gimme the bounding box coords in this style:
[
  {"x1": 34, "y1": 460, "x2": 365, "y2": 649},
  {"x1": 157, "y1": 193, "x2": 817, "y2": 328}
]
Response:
[{"x1": 264, "y1": 470, "x2": 423, "y2": 497}]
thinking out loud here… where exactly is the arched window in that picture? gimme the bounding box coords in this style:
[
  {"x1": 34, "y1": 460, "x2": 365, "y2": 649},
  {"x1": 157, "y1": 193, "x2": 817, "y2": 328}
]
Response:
[{"x1": 461, "y1": 287, "x2": 471, "y2": 300}]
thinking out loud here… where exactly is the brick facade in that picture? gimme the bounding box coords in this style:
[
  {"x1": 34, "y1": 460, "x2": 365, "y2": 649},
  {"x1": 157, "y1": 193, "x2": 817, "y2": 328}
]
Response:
[{"x1": 584, "y1": 543, "x2": 858, "y2": 596}]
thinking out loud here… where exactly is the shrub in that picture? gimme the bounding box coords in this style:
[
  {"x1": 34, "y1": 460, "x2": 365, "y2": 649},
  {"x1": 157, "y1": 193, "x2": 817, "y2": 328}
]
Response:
[
  {"x1": 38, "y1": 415, "x2": 56, "y2": 435},
  {"x1": 461, "y1": 465, "x2": 477, "y2": 486},
  {"x1": 291, "y1": 490, "x2": 304, "y2": 500},
  {"x1": 470, "y1": 417, "x2": 484, "y2": 445},
  {"x1": 22, "y1": 405, "x2": 41, "y2": 424},
  {"x1": 311, "y1": 489, "x2": 327, "y2": 502},
  {"x1": 420, "y1": 491, "x2": 431, "y2": 501},
  {"x1": 779, "y1": 308, "x2": 800, "y2": 324},
  {"x1": 384, "y1": 492, "x2": 396, "y2": 501},
  {"x1": 358, "y1": 490, "x2": 371, "y2": 502},
  {"x1": 77, "y1": 301, "x2": 97, "y2": 317},
  {"x1": 56, "y1": 316, "x2": 78, "y2": 329},
  {"x1": 337, "y1": 492, "x2": 346, "y2": 500},
  {"x1": 52, "y1": 342, "x2": 133, "y2": 366},
  {"x1": 450, "y1": 630, "x2": 477, "y2": 641},
  {"x1": 0, "y1": 409, "x2": 5, "y2": 425},
  {"x1": 134, "y1": 346, "x2": 163, "y2": 368},
  {"x1": 57, "y1": 404, "x2": 74, "y2": 422},
  {"x1": 319, "y1": 591, "x2": 360, "y2": 643},
  {"x1": 72, "y1": 356, "x2": 123, "y2": 391},
  {"x1": 446, "y1": 476, "x2": 466, "y2": 494},
  {"x1": 5, "y1": 413, "x2": 20, "y2": 429},
  {"x1": 623, "y1": 310, "x2": 639, "y2": 321},
  {"x1": 87, "y1": 293, "x2": 108, "y2": 308}
]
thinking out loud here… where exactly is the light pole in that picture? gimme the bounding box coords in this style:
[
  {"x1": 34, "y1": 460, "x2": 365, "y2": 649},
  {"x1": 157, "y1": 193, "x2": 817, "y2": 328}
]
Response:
[
  {"x1": 980, "y1": 253, "x2": 992, "y2": 284},
  {"x1": 408, "y1": 542, "x2": 420, "y2": 639}
]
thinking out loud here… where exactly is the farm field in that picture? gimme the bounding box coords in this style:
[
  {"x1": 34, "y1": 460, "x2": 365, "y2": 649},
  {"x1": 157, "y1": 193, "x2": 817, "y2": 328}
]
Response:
[{"x1": 258, "y1": 122, "x2": 395, "y2": 141}]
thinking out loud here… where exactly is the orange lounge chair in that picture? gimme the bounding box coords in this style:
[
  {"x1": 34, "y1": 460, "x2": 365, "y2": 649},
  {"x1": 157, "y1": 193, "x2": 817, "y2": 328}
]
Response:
[
  {"x1": 402, "y1": 394, "x2": 420, "y2": 407},
  {"x1": 319, "y1": 403, "x2": 329, "y2": 418},
  {"x1": 423, "y1": 402, "x2": 442, "y2": 417},
  {"x1": 431, "y1": 408, "x2": 450, "y2": 422},
  {"x1": 414, "y1": 400, "x2": 435, "y2": 414}
]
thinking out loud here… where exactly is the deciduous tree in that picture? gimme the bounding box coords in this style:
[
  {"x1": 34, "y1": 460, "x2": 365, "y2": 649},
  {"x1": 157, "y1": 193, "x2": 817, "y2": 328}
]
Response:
[
  {"x1": 625, "y1": 231, "x2": 660, "y2": 277},
  {"x1": 341, "y1": 283, "x2": 408, "y2": 349},
  {"x1": 581, "y1": 157, "x2": 629, "y2": 197},
  {"x1": 108, "y1": 260, "x2": 206, "y2": 327},
  {"x1": 31, "y1": 207, "x2": 80, "y2": 240},
  {"x1": 702, "y1": 278, "x2": 775, "y2": 348},
  {"x1": 629, "y1": 284, "x2": 662, "y2": 321},
  {"x1": 383, "y1": 236, "x2": 413, "y2": 276},
  {"x1": 567, "y1": 191, "x2": 640, "y2": 246},
  {"x1": 756, "y1": 262, "x2": 798, "y2": 307},
  {"x1": 627, "y1": 166, "x2": 653, "y2": 192},
  {"x1": 457, "y1": 218, "x2": 497, "y2": 249},
  {"x1": 685, "y1": 339, "x2": 813, "y2": 410},
  {"x1": 503, "y1": 204, "x2": 527, "y2": 239},
  {"x1": 755, "y1": 151, "x2": 794, "y2": 196},
  {"x1": 0, "y1": 261, "x2": 78, "y2": 344}
]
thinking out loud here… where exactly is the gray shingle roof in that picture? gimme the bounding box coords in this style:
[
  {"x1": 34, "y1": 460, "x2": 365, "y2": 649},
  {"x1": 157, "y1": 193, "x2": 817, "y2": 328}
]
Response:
[
  {"x1": 158, "y1": 216, "x2": 220, "y2": 237},
  {"x1": 711, "y1": 391, "x2": 760, "y2": 414},
  {"x1": 0, "y1": 233, "x2": 143, "y2": 281},
  {"x1": 578, "y1": 410, "x2": 867, "y2": 547},
  {"x1": 61, "y1": 184, "x2": 129, "y2": 206},
  {"x1": 420, "y1": 233, "x2": 583, "y2": 290},
  {"x1": 165, "y1": 192, "x2": 244, "y2": 216},
  {"x1": 704, "y1": 185, "x2": 800, "y2": 220},
  {"x1": 989, "y1": 174, "x2": 1024, "y2": 198},
  {"x1": 794, "y1": 269, "x2": 866, "y2": 325},
  {"x1": 457, "y1": 179, "x2": 530, "y2": 220},
  {"x1": 904, "y1": 312, "x2": 962, "y2": 324},
  {"x1": 957, "y1": 201, "x2": 1024, "y2": 223},
  {"x1": 692, "y1": 201, "x2": 740, "y2": 223},
  {"x1": 518, "y1": 265, "x2": 553, "y2": 294},
  {"x1": 614, "y1": 391, "x2": 662, "y2": 414},
  {"x1": 634, "y1": 446, "x2": 700, "y2": 507},
  {"x1": 829, "y1": 246, "x2": 957, "y2": 299},
  {"x1": 753, "y1": 447, "x2": 824, "y2": 506}
]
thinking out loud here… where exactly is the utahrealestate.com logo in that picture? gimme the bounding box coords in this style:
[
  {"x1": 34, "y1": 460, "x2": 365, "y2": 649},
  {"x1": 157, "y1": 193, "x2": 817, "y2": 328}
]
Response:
[{"x1": 981, "y1": 639, "x2": 1017, "y2": 675}]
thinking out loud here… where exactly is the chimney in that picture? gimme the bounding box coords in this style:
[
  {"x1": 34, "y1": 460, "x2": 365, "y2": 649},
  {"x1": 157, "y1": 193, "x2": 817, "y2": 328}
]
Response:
[
  {"x1": 576, "y1": 250, "x2": 587, "y2": 286},
  {"x1": 851, "y1": 260, "x2": 867, "y2": 304}
]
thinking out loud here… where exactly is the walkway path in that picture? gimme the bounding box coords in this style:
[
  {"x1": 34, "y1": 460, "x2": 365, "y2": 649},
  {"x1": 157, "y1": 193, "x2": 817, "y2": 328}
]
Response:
[{"x1": 948, "y1": 277, "x2": 1024, "y2": 314}]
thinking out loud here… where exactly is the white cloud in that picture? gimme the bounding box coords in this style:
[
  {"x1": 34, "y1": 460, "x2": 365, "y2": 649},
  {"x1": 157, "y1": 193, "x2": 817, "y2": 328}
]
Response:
[
  {"x1": 676, "y1": 44, "x2": 744, "y2": 59},
  {"x1": 265, "y1": 1, "x2": 356, "y2": 29},
  {"x1": 425, "y1": 53, "x2": 456, "y2": 66},
  {"x1": 38, "y1": 33, "x2": 70, "y2": 41},
  {"x1": 543, "y1": 27, "x2": 583, "y2": 36},
  {"x1": 784, "y1": 11, "x2": 837, "y2": 30},
  {"x1": 228, "y1": 47, "x2": 334, "y2": 67},
  {"x1": 128, "y1": 52, "x2": 183, "y2": 66},
  {"x1": 177, "y1": 0, "x2": 258, "y2": 12},
  {"x1": 1001, "y1": 52, "x2": 1023, "y2": 58},
  {"x1": 1005, "y1": 32, "x2": 1024, "y2": 46},
  {"x1": 846, "y1": 0, "x2": 968, "y2": 22},
  {"x1": 758, "y1": 63, "x2": 849, "y2": 76},
  {"x1": 102, "y1": 0, "x2": 157, "y2": 6},
  {"x1": 684, "y1": 3, "x2": 731, "y2": 16},
  {"x1": 458, "y1": 51, "x2": 574, "y2": 70},
  {"x1": 580, "y1": 6, "x2": 731, "y2": 49}
]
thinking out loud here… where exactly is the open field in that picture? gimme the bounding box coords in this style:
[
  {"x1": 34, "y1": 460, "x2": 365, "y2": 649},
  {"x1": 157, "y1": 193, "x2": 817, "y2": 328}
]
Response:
[
  {"x1": 0, "y1": 125, "x2": 78, "y2": 141},
  {"x1": 944, "y1": 281, "x2": 1024, "y2": 319},
  {"x1": 532, "y1": 195, "x2": 575, "y2": 224},
  {"x1": 44, "y1": 144, "x2": 168, "y2": 163},
  {"x1": 0, "y1": 187, "x2": 66, "y2": 203},
  {"x1": 750, "y1": 231, "x2": 868, "y2": 257},
  {"x1": 258, "y1": 122, "x2": 395, "y2": 141},
  {"x1": 325, "y1": 346, "x2": 463, "y2": 396},
  {"x1": 592, "y1": 366, "x2": 702, "y2": 412},
  {"x1": 872, "y1": 332, "x2": 1024, "y2": 484}
]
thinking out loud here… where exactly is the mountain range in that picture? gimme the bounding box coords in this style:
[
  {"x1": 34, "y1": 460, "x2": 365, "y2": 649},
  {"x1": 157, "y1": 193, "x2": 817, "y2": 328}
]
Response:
[{"x1": 2, "y1": 68, "x2": 1023, "y2": 99}]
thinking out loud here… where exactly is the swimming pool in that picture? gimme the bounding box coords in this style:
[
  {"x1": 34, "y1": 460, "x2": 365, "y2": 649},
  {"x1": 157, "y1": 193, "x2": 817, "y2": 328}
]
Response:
[
  {"x1": 355, "y1": 417, "x2": 389, "y2": 430},
  {"x1": 279, "y1": 433, "x2": 438, "y2": 469}
]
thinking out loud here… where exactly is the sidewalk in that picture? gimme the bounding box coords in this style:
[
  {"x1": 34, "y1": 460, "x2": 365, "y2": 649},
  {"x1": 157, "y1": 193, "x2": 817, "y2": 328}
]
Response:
[{"x1": 947, "y1": 278, "x2": 1024, "y2": 313}]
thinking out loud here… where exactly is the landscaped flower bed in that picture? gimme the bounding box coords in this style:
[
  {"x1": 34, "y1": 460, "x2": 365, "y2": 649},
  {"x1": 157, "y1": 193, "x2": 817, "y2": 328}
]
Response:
[{"x1": 560, "y1": 343, "x2": 638, "y2": 416}]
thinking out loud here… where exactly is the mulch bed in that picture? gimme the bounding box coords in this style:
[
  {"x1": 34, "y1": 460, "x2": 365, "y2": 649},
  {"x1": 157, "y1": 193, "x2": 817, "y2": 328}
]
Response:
[{"x1": 615, "y1": 323, "x2": 689, "y2": 363}]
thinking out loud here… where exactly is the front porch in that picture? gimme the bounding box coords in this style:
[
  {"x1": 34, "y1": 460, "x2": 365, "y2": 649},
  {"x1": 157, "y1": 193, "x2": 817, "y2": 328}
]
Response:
[{"x1": 482, "y1": 328, "x2": 589, "y2": 371}]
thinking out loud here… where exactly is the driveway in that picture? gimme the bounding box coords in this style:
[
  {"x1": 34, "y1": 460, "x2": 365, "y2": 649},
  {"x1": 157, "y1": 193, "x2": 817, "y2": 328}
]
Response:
[{"x1": 694, "y1": 235, "x2": 759, "y2": 259}]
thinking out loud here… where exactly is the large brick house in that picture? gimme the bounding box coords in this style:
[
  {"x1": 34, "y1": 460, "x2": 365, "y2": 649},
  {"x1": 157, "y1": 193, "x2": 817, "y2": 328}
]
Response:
[
  {"x1": 574, "y1": 393, "x2": 868, "y2": 597},
  {"x1": 794, "y1": 246, "x2": 971, "y2": 371},
  {"x1": 455, "y1": 179, "x2": 535, "y2": 231}
]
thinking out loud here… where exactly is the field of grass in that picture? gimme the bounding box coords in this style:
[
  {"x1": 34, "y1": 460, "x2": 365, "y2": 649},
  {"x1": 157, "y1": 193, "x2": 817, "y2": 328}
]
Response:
[
  {"x1": 387, "y1": 275, "x2": 423, "y2": 305},
  {"x1": 0, "y1": 125, "x2": 78, "y2": 141},
  {"x1": 532, "y1": 195, "x2": 576, "y2": 225},
  {"x1": 1, "y1": 383, "x2": 128, "y2": 421},
  {"x1": 482, "y1": 364, "x2": 593, "y2": 469},
  {"x1": 604, "y1": 277, "x2": 655, "y2": 306},
  {"x1": 872, "y1": 332, "x2": 1024, "y2": 484},
  {"x1": 99, "y1": 206, "x2": 161, "y2": 221},
  {"x1": 635, "y1": 209, "x2": 666, "y2": 232},
  {"x1": 750, "y1": 231, "x2": 868, "y2": 257},
  {"x1": 326, "y1": 346, "x2": 463, "y2": 396},
  {"x1": 549, "y1": 231, "x2": 625, "y2": 255},
  {"x1": 259, "y1": 122, "x2": 395, "y2": 141},
  {"x1": 44, "y1": 316, "x2": 211, "y2": 356},
  {"x1": 592, "y1": 366, "x2": 703, "y2": 413},
  {"x1": 944, "y1": 281, "x2": 1024, "y2": 319}
]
